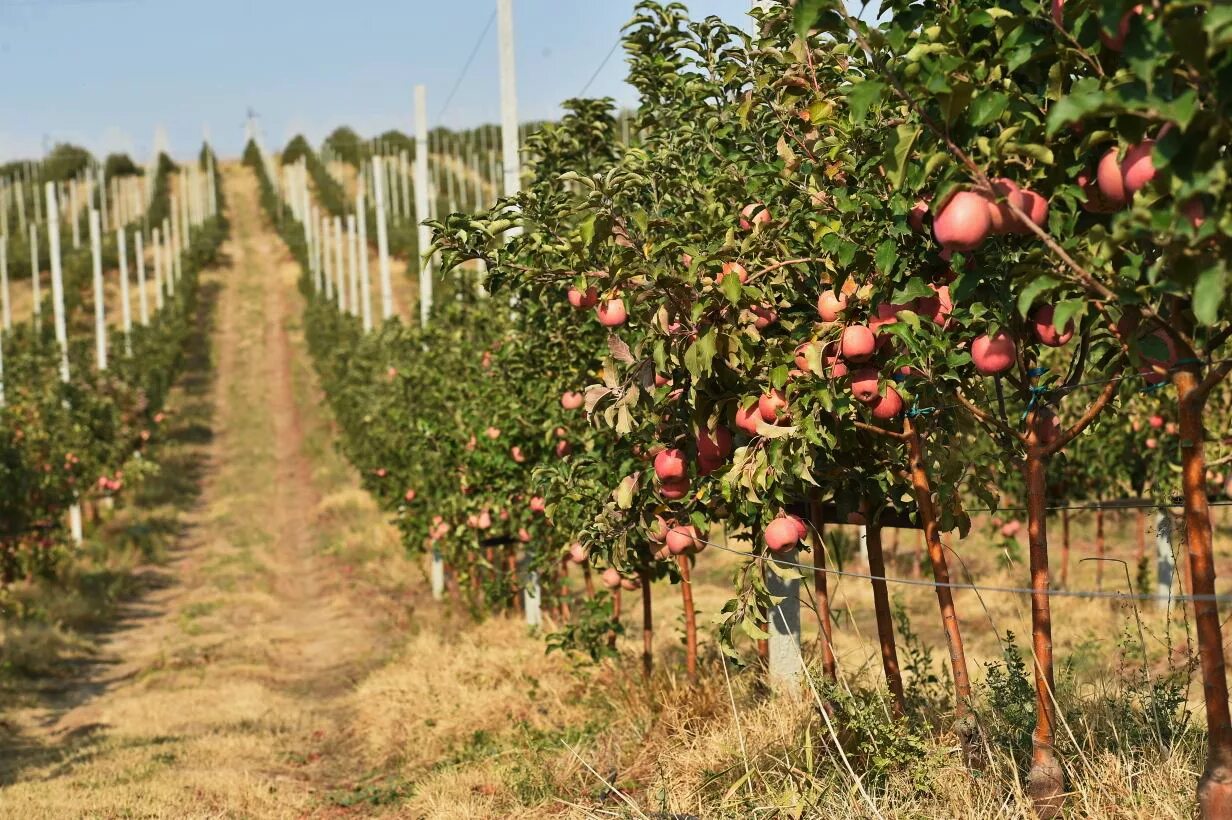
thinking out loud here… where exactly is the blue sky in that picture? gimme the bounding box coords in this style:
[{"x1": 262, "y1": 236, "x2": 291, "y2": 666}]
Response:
[{"x1": 0, "y1": 0, "x2": 754, "y2": 162}]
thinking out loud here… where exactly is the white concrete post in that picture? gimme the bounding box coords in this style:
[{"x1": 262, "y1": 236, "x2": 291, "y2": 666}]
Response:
[
  {"x1": 46, "y1": 183, "x2": 70, "y2": 383},
  {"x1": 135, "y1": 231, "x2": 149, "y2": 325},
  {"x1": 431, "y1": 548, "x2": 445, "y2": 600},
  {"x1": 28, "y1": 223, "x2": 40, "y2": 325},
  {"x1": 857, "y1": 524, "x2": 869, "y2": 567},
  {"x1": 371, "y1": 158, "x2": 392, "y2": 320},
  {"x1": 152, "y1": 227, "x2": 165, "y2": 311},
  {"x1": 117, "y1": 229, "x2": 132, "y2": 355},
  {"x1": 399, "y1": 150, "x2": 412, "y2": 226},
  {"x1": 1156, "y1": 509, "x2": 1175, "y2": 611},
  {"x1": 0, "y1": 236, "x2": 9, "y2": 332},
  {"x1": 498, "y1": 0, "x2": 521, "y2": 201},
  {"x1": 69, "y1": 179, "x2": 81, "y2": 248},
  {"x1": 346, "y1": 214, "x2": 359, "y2": 317},
  {"x1": 357, "y1": 194, "x2": 372, "y2": 332},
  {"x1": 767, "y1": 549, "x2": 803, "y2": 689},
  {"x1": 414, "y1": 85, "x2": 433, "y2": 326},
  {"x1": 333, "y1": 216, "x2": 346, "y2": 312},
  {"x1": 89, "y1": 210, "x2": 107, "y2": 371},
  {"x1": 321, "y1": 214, "x2": 334, "y2": 301}
]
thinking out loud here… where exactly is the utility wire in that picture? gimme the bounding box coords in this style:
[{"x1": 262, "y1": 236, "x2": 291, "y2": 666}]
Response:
[
  {"x1": 579, "y1": 36, "x2": 623, "y2": 97},
  {"x1": 687, "y1": 532, "x2": 1231, "y2": 604},
  {"x1": 437, "y1": 9, "x2": 498, "y2": 123}
]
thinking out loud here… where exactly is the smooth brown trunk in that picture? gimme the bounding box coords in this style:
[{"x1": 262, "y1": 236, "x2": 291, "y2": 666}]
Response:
[
  {"x1": 1059, "y1": 509, "x2": 1071, "y2": 589},
  {"x1": 1095, "y1": 505, "x2": 1105, "y2": 591},
  {"x1": 905, "y1": 420, "x2": 973, "y2": 726},
  {"x1": 640, "y1": 572, "x2": 653, "y2": 679},
  {"x1": 609, "y1": 587, "x2": 621, "y2": 650},
  {"x1": 912, "y1": 530, "x2": 923, "y2": 579},
  {"x1": 865, "y1": 518, "x2": 905, "y2": 718},
  {"x1": 582, "y1": 562, "x2": 595, "y2": 599},
  {"x1": 508, "y1": 550, "x2": 521, "y2": 614},
  {"x1": 808, "y1": 498, "x2": 837, "y2": 681},
  {"x1": 679, "y1": 556, "x2": 698, "y2": 683},
  {"x1": 1024, "y1": 433, "x2": 1064, "y2": 817},
  {"x1": 1135, "y1": 507, "x2": 1147, "y2": 567},
  {"x1": 1174, "y1": 368, "x2": 1232, "y2": 817},
  {"x1": 558, "y1": 558, "x2": 572, "y2": 622}
]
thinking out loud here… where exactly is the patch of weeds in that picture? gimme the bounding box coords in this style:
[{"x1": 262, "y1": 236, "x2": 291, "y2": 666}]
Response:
[{"x1": 326, "y1": 774, "x2": 416, "y2": 807}]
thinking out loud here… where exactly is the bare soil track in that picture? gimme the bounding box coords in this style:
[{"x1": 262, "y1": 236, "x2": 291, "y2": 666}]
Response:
[{"x1": 0, "y1": 165, "x2": 414, "y2": 817}]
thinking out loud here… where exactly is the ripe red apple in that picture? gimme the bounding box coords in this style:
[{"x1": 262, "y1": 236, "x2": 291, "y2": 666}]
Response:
[
  {"x1": 666, "y1": 524, "x2": 700, "y2": 555},
  {"x1": 1051, "y1": 0, "x2": 1065, "y2": 27},
  {"x1": 933, "y1": 190, "x2": 992, "y2": 251},
  {"x1": 721, "y1": 262, "x2": 749, "y2": 286},
  {"x1": 849, "y1": 367, "x2": 880, "y2": 404},
  {"x1": 869, "y1": 303, "x2": 907, "y2": 333},
  {"x1": 569, "y1": 542, "x2": 589, "y2": 563},
  {"x1": 750, "y1": 304, "x2": 778, "y2": 329},
  {"x1": 817, "y1": 290, "x2": 848, "y2": 322},
  {"x1": 734, "y1": 402, "x2": 762, "y2": 436},
  {"x1": 840, "y1": 324, "x2": 877, "y2": 362},
  {"x1": 654, "y1": 448, "x2": 687, "y2": 481},
  {"x1": 511, "y1": 446, "x2": 526, "y2": 463},
  {"x1": 908, "y1": 198, "x2": 929, "y2": 233},
  {"x1": 1096, "y1": 148, "x2": 1128, "y2": 207},
  {"x1": 648, "y1": 515, "x2": 669, "y2": 543},
  {"x1": 601, "y1": 567, "x2": 622, "y2": 589},
  {"x1": 1031, "y1": 305, "x2": 1074, "y2": 347},
  {"x1": 620, "y1": 576, "x2": 641, "y2": 591},
  {"x1": 1013, "y1": 189, "x2": 1049, "y2": 233},
  {"x1": 1149, "y1": 414, "x2": 1164, "y2": 429},
  {"x1": 1121, "y1": 140, "x2": 1155, "y2": 195},
  {"x1": 870, "y1": 385, "x2": 905, "y2": 419},
  {"x1": 825, "y1": 353, "x2": 849, "y2": 380},
  {"x1": 517, "y1": 528, "x2": 531, "y2": 543},
  {"x1": 555, "y1": 440, "x2": 573, "y2": 458},
  {"x1": 529, "y1": 496, "x2": 546, "y2": 513},
  {"x1": 561, "y1": 391, "x2": 584, "y2": 410},
  {"x1": 1000, "y1": 520, "x2": 1021, "y2": 538},
  {"x1": 404, "y1": 489, "x2": 416, "y2": 503},
  {"x1": 914, "y1": 283, "x2": 952, "y2": 325},
  {"x1": 660, "y1": 476, "x2": 691, "y2": 500},
  {"x1": 794, "y1": 341, "x2": 820, "y2": 374},
  {"x1": 697, "y1": 426, "x2": 733, "y2": 463},
  {"x1": 596, "y1": 298, "x2": 627, "y2": 327},
  {"x1": 739, "y1": 202, "x2": 771, "y2": 231},
  {"x1": 758, "y1": 389, "x2": 789, "y2": 423},
  {"x1": 971, "y1": 331, "x2": 1016, "y2": 375},
  {"x1": 477, "y1": 509, "x2": 492, "y2": 530},
  {"x1": 486, "y1": 426, "x2": 501, "y2": 440},
  {"x1": 986, "y1": 178, "x2": 1024, "y2": 234},
  {"x1": 1146, "y1": 437, "x2": 1158, "y2": 450},
  {"x1": 567, "y1": 285, "x2": 598, "y2": 309},
  {"x1": 765, "y1": 516, "x2": 803, "y2": 553},
  {"x1": 654, "y1": 373, "x2": 671, "y2": 388}
]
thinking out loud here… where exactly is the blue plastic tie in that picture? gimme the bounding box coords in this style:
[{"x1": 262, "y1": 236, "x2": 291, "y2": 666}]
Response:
[{"x1": 907, "y1": 404, "x2": 937, "y2": 419}]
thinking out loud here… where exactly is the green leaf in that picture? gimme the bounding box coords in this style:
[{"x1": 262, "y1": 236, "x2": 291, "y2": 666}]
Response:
[
  {"x1": 1016, "y1": 275, "x2": 1059, "y2": 318},
  {"x1": 741, "y1": 617, "x2": 771, "y2": 642},
  {"x1": 792, "y1": 0, "x2": 826, "y2": 39},
  {"x1": 874, "y1": 239, "x2": 898, "y2": 275},
  {"x1": 721, "y1": 268, "x2": 743, "y2": 304},
  {"x1": 969, "y1": 91, "x2": 1009, "y2": 127},
  {"x1": 1052, "y1": 298, "x2": 1085, "y2": 334},
  {"x1": 1194, "y1": 265, "x2": 1228, "y2": 326},
  {"x1": 847, "y1": 80, "x2": 886, "y2": 123},
  {"x1": 684, "y1": 329, "x2": 718, "y2": 381},
  {"x1": 884, "y1": 125, "x2": 921, "y2": 190}
]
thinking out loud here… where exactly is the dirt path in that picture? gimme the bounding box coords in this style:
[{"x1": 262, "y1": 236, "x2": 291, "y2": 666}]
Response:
[{"x1": 0, "y1": 165, "x2": 413, "y2": 818}]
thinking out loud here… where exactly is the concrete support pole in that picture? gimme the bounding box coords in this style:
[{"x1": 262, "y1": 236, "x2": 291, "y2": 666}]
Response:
[
  {"x1": 89, "y1": 210, "x2": 107, "y2": 371},
  {"x1": 346, "y1": 214, "x2": 359, "y2": 317},
  {"x1": 766, "y1": 549, "x2": 803, "y2": 690},
  {"x1": 46, "y1": 183, "x2": 70, "y2": 383},
  {"x1": 117, "y1": 229, "x2": 132, "y2": 355},
  {"x1": 1156, "y1": 510, "x2": 1175, "y2": 611},
  {"x1": 135, "y1": 231, "x2": 149, "y2": 325},
  {"x1": 0, "y1": 237, "x2": 9, "y2": 332},
  {"x1": 357, "y1": 194, "x2": 372, "y2": 332},
  {"x1": 371, "y1": 157, "x2": 393, "y2": 321},
  {"x1": 28, "y1": 223, "x2": 40, "y2": 325},
  {"x1": 152, "y1": 227, "x2": 165, "y2": 311},
  {"x1": 333, "y1": 216, "x2": 346, "y2": 313},
  {"x1": 414, "y1": 85, "x2": 433, "y2": 326},
  {"x1": 431, "y1": 548, "x2": 445, "y2": 600}
]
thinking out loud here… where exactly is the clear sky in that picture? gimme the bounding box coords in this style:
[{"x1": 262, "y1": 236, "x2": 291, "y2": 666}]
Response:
[{"x1": 0, "y1": 0, "x2": 754, "y2": 162}]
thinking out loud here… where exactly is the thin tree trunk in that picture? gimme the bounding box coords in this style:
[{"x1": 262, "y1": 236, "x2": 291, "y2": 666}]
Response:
[
  {"x1": 808, "y1": 497, "x2": 837, "y2": 682},
  {"x1": 865, "y1": 518, "x2": 905, "y2": 718},
  {"x1": 582, "y1": 562, "x2": 595, "y2": 599},
  {"x1": 1095, "y1": 505, "x2": 1105, "y2": 591},
  {"x1": 679, "y1": 555, "x2": 697, "y2": 683},
  {"x1": 1024, "y1": 432, "x2": 1064, "y2": 817},
  {"x1": 1059, "y1": 508, "x2": 1071, "y2": 589},
  {"x1": 1135, "y1": 507, "x2": 1147, "y2": 569},
  {"x1": 1175, "y1": 368, "x2": 1232, "y2": 817},
  {"x1": 508, "y1": 549, "x2": 521, "y2": 614},
  {"x1": 558, "y1": 558, "x2": 571, "y2": 622},
  {"x1": 608, "y1": 587, "x2": 621, "y2": 650},
  {"x1": 640, "y1": 571, "x2": 653, "y2": 679},
  {"x1": 905, "y1": 419, "x2": 974, "y2": 740}
]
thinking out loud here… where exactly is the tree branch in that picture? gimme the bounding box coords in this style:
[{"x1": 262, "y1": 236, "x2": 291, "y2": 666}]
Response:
[{"x1": 1043, "y1": 375, "x2": 1121, "y2": 457}]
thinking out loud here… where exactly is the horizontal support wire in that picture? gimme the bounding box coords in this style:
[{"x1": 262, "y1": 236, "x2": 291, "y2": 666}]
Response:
[{"x1": 688, "y1": 533, "x2": 1228, "y2": 604}]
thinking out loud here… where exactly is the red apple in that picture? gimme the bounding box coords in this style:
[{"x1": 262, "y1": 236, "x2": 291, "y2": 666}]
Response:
[
  {"x1": 720, "y1": 262, "x2": 749, "y2": 286},
  {"x1": 596, "y1": 298, "x2": 627, "y2": 327},
  {"x1": 849, "y1": 367, "x2": 880, "y2": 404},
  {"x1": 739, "y1": 202, "x2": 771, "y2": 231},
  {"x1": 870, "y1": 385, "x2": 905, "y2": 419},
  {"x1": 485, "y1": 426, "x2": 501, "y2": 439},
  {"x1": 561, "y1": 391, "x2": 584, "y2": 410},
  {"x1": 555, "y1": 440, "x2": 573, "y2": 458},
  {"x1": 1031, "y1": 305, "x2": 1074, "y2": 347},
  {"x1": 758, "y1": 389, "x2": 789, "y2": 423},
  {"x1": 972, "y1": 331, "x2": 1016, "y2": 375},
  {"x1": 660, "y1": 476, "x2": 691, "y2": 500},
  {"x1": 697, "y1": 426, "x2": 733, "y2": 463},
  {"x1": 666, "y1": 524, "x2": 700, "y2": 555},
  {"x1": 511, "y1": 446, "x2": 526, "y2": 463},
  {"x1": 1149, "y1": 414, "x2": 1164, "y2": 429},
  {"x1": 601, "y1": 567, "x2": 622, "y2": 589},
  {"x1": 750, "y1": 304, "x2": 778, "y2": 329},
  {"x1": 1096, "y1": 148, "x2": 1127, "y2": 207},
  {"x1": 817, "y1": 289, "x2": 848, "y2": 322},
  {"x1": 840, "y1": 324, "x2": 877, "y2": 362},
  {"x1": 569, "y1": 542, "x2": 589, "y2": 563},
  {"x1": 1121, "y1": 140, "x2": 1156, "y2": 195},
  {"x1": 654, "y1": 448, "x2": 687, "y2": 481},
  {"x1": 765, "y1": 515, "x2": 803, "y2": 552},
  {"x1": 529, "y1": 496, "x2": 546, "y2": 513},
  {"x1": 734, "y1": 402, "x2": 762, "y2": 436},
  {"x1": 567, "y1": 285, "x2": 598, "y2": 309},
  {"x1": 908, "y1": 198, "x2": 929, "y2": 233},
  {"x1": 933, "y1": 190, "x2": 992, "y2": 251}
]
